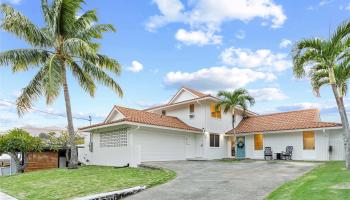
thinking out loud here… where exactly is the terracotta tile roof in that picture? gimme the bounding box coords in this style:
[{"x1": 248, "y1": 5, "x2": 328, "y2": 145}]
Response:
[
  {"x1": 227, "y1": 109, "x2": 341, "y2": 134},
  {"x1": 143, "y1": 95, "x2": 212, "y2": 111},
  {"x1": 80, "y1": 106, "x2": 202, "y2": 132},
  {"x1": 182, "y1": 87, "x2": 207, "y2": 98}
]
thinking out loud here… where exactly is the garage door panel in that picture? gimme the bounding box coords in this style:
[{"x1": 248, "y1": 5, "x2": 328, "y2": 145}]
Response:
[{"x1": 135, "y1": 131, "x2": 186, "y2": 162}]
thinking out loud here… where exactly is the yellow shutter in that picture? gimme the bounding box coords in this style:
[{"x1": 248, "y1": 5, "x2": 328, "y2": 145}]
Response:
[
  {"x1": 254, "y1": 134, "x2": 263, "y2": 150},
  {"x1": 210, "y1": 103, "x2": 216, "y2": 118},
  {"x1": 210, "y1": 102, "x2": 221, "y2": 119},
  {"x1": 303, "y1": 131, "x2": 315, "y2": 150},
  {"x1": 217, "y1": 105, "x2": 221, "y2": 119}
]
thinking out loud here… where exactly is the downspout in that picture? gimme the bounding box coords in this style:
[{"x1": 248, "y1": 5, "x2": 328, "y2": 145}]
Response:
[
  {"x1": 196, "y1": 99, "x2": 206, "y2": 158},
  {"x1": 325, "y1": 128, "x2": 331, "y2": 160}
]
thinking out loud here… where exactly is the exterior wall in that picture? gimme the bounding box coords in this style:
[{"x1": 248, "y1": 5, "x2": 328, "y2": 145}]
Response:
[
  {"x1": 149, "y1": 100, "x2": 239, "y2": 159},
  {"x1": 329, "y1": 129, "x2": 345, "y2": 160},
  {"x1": 131, "y1": 127, "x2": 198, "y2": 162},
  {"x1": 171, "y1": 90, "x2": 197, "y2": 104},
  {"x1": 154, "y1": 100, "x2": 237, "y2": 133},
  {"x1": 106, "y1": 110, "x2": 125, "y2": 122},
  {"x1": 83, "y1": 129, "x2": 133, "y2": 167},
  {"x1": 244, "y1": 129, "x2": 345, "y2": 161},
  {"x1": 202, "y1": 132, "x2": 228, "y2": 159},
  {"x1": 79, "y1": 124, "x2": 230, "y2": 167}
]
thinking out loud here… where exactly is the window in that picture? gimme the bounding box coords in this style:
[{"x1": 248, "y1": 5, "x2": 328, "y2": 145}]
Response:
[
  {"x1": 161, "y1": 110, "x2": 166, "y2": 115},
  {"x1": 189, "y1": 104, "x2": 195, "y2": 118},
  {"x1": 210, "y1": 134, "x2": 220, "y2": 147},
  {"x1": 100, "y1": 128, "x2": 127, "y2": 148},
  {"x1": 189, "y1": 104, "x2": 194, "y2": 113},
  {"x1": 303, "y1": 131, "x2": 315, "y2": 150},
  {"x1": 254, "y1": 134, "x2": 263, "y2": 150},
  {"x1": 210, "y1": 102, "x2": 221, "y2": 119}
]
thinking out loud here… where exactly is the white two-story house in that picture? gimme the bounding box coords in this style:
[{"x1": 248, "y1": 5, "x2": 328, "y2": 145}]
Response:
[{"x1": 79, "y1": 87, "x2": 345, "y2": 167}]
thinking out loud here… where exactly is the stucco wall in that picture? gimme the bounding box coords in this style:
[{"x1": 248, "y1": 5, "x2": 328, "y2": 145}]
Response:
[
  {"x1": 171, "y1": 90, "x2": 197, "y2": 103},
  {"x1": 82, "y1": 130, "x2": 132, "y2": 167},
  {"x1": 131, "y1": 127, "x2": 198, "y2": 161},
  {"x1": 244, "y1": 129, "x2": 345, "y2": 161}
]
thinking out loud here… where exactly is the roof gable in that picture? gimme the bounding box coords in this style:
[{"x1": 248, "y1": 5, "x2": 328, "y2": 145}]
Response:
[
  {"x1": 168, "y1": 87, "x2": 207, "y2": 104},
  {"x1": 81, "y1": 106, "x2": 201, "y2": 132},
  {"x1": 229, "y1": 109, "x2": 341, "y2": 134},
  {"x1": 104, "y1": 106, "x2": 125, "y2": 123}
]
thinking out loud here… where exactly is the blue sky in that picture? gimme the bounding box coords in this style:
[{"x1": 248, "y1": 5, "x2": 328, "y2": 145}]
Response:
[{"x1": 1, "y1": 0, "x2": 350, "y2": 131}]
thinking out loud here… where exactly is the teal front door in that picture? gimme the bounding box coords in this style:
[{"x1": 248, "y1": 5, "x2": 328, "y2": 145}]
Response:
[{"x1": 236, "y1": 136, "x2": 245, "y2": 159}]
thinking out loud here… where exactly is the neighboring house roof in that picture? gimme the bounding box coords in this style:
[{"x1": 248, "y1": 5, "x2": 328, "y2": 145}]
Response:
[
  {"x1": 80, "y1": 106, "x2": 202, "y2": 132},
  {"x1": 227, "y1": 109, "x2": 342, "y2": 134}
]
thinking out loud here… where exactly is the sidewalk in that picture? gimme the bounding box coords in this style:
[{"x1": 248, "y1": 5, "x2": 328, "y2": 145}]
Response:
[{"x1": 0, "y1": 192, "x2": 17, "y2": 200}]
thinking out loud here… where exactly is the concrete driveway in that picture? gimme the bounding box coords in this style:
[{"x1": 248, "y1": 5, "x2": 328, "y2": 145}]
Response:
[{"x1": 127, "y1": 160, "x2": 318, "y2": 200}]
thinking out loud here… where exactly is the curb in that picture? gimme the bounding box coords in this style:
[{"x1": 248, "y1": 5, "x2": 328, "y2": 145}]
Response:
[{"x1": 73, "y1": 186, "x2": 146, "y2": 200}]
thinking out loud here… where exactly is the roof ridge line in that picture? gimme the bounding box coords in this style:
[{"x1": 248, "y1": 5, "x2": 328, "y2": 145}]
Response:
[
  {"x1": 115, "y1": 105, "x2": 187, "y2": 120},
  {"x1": 249, "y1": 108, "x2": 319, "y2": 118}
]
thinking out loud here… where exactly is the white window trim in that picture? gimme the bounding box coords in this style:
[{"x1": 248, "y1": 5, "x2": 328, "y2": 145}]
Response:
[{"x1": 209, "y1": 133, "x2": 220, "y2": 148}]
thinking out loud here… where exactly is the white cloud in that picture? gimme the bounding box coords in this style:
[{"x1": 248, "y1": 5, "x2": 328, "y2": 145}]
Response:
[
  {"x1": 279, "y1": 39, "x2": 292, "y2": 48},
  {"x1": 249, "y1": 88, "x2": 288, "y2": 101},
  {"x1": 147, "y1": 0, "x2": 286, "y2": 46},
  {"x1": 175, "y1": 29, "x2": 222, "y2": 46},
  {"x1": 319, "y1": 0, "x2": 334, "y2": 6},
  {"x1": 0, "y1": 0, "x2": 22, "y2": 4},
  {"x1": 127, "y1": 60, "x2": 144, "y2": 73},
  {"x1": 346, "y1": 4, "x2": 350, "y2": 11},
  {"x1": 235, "y1": 30, "x2": 246, "y2": 39},
  {"x1": 146, "y1": 0, "x2": 185, "y2": 31},
  {"x1": 164, "y1": 66, "x2": 276, "y2": 91},
  {"x1": 219, "y1": 46, "x2": 292, "y2": 72},
  {"x1": 148, "y1": 0, "x2": 286, "y2": 30}
]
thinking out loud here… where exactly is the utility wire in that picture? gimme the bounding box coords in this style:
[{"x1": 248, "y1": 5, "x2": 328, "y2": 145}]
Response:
[{"x1": 0, "y1": 98, "x2": 92, "y2": 123}]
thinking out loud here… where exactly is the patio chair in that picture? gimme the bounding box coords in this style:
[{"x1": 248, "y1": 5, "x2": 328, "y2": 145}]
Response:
[
  {"x1": 264, "y1": 147, "x2": 273, "y2": 160},
  {"x1": 282, "y1": 146, "x2": 293, "y2": 160}
]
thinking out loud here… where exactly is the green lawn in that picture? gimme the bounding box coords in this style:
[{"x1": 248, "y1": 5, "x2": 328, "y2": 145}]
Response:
[
  {"x1": 266, "y1": 161, "x2": 350, "y2": 200},
  {"x1": 0, "y1": 166, "x2": 175, "y2": 200}
]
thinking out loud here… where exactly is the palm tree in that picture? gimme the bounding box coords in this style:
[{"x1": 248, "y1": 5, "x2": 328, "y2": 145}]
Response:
[
  {"x1": 309, "y1": 60, "x2": 350, "y2": 100},
  {"x1": 0, "y1": 0, "x2": 123, "y2": 168},
  {"x1": 292, "y1": 20, "x2": 350, "y2": 169},
  {"x1": 216, "y1": 88, "x2": 255, "y2": 156}
]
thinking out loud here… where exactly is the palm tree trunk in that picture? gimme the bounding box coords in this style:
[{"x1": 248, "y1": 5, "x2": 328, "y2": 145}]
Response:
[
  {"x1": 330, "y1": 83, "x2": 350, "y2": 169},
  {"x1": 232, "y1": 109, "x2": 236, "y2": 157},
  {"x1": 62, "y1": 71, "x2": 78, "y2": 169}
]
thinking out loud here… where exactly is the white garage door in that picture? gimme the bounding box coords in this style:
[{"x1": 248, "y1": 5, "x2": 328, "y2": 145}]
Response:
[{"x1": 135, "y1": 131, "x2": 186, "y2": 162}]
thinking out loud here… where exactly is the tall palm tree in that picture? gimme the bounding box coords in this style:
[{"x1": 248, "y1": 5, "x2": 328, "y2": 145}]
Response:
[
  {"x1": 216, "y1": 88, "x2": 255, "y2": 156},
  {"x1": 0, "y1": 0, "x2": 122, "y2": 168},
  {"x1": 309, "y1": 60, "x2": 350, "y2": 100},
  {"x1": 293, "y1": 20, "x2": 350, "y2": 169}
]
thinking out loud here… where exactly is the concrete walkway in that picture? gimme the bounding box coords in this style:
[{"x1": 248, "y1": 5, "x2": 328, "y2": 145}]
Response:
[
  {"x1": 0, "y1": 192, "x2": 17, "y2": 200},
  {"x1": 127, "y1": 160, "x2": 318, "y2": 200}
]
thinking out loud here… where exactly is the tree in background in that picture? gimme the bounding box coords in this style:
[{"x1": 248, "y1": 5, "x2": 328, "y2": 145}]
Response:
[
  {"x1": 39, "y1": 131, "x2": 84, "y2": 162},
  {"x1": 292, "y1": 21, "x2": 350, "y2": 169},
  {"x1": 0, "y1": 0, "x2": 123, "y2": 168},
  {"x1": 0, "y1": 129, "x2": 43, "y2": 173},
  {"x1": 216, "y1": 89, "x2": 255, "y2": 156}
]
